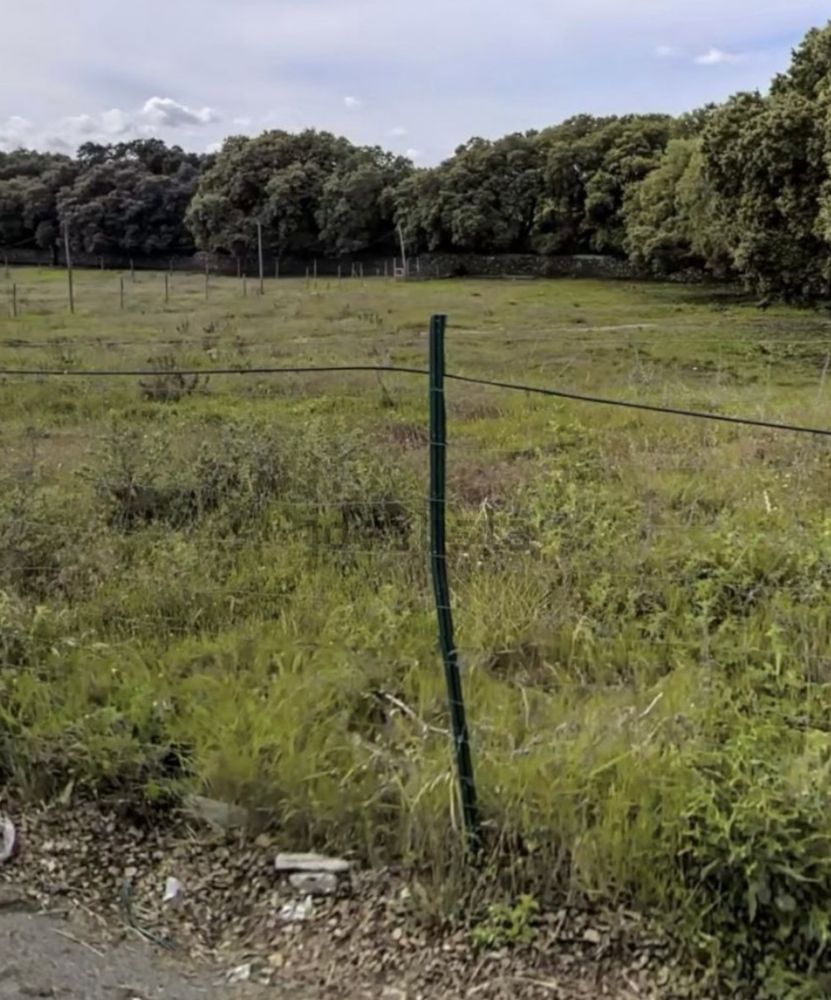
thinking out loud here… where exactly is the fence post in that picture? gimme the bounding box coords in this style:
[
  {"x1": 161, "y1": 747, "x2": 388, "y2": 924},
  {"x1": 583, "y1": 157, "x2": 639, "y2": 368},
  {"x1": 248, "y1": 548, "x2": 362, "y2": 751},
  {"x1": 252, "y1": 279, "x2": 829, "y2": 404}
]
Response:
[
  {"x1": 429, "y1": 313, "x2": 481, "y2": 854},
  {"x1": 63, "y1": 222, "x2": 75, "y2": 314},
  {"x1": 257, "y1": 221, "x2": 265, "y2": 295}
]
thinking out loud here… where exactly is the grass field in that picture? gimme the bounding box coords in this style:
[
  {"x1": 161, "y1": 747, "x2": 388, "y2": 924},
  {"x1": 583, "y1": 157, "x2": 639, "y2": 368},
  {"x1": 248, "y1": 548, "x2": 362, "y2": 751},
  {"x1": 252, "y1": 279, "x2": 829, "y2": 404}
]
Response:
[{"x1": 4, "y1": 268, "x2": 831, "y2": 995}]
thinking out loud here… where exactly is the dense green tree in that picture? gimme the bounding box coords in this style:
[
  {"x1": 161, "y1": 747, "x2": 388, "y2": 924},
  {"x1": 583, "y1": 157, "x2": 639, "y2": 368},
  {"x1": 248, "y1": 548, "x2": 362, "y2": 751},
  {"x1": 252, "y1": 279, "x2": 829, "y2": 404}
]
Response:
[
  {"x1": 691, "y1": 20, "x2": 831, "y2": 301},
  {"x1": 533, "y1": 115, "x2": 678, "y2": 255},
  {"x1": 396, "y1": 133, "x2": 543, "y2": 253},
  {"x1": 317, "y1": 148, "x2": 411, "y2": 255},
  {"x1": 186, "y1": 130, "x2": 409, "y2": 258},
  {"x1": 623, "y1": 138, "x2": 729, "y2": 276},
  {"x1": 0, "y1": 151, "x2": 76, "y2": 258},
  {"x1": 5, "y1": 18, "x2": 831, "y2": 299},
  {"x1": 58, "y1": 158, "x2": 200, "y2": 255}
]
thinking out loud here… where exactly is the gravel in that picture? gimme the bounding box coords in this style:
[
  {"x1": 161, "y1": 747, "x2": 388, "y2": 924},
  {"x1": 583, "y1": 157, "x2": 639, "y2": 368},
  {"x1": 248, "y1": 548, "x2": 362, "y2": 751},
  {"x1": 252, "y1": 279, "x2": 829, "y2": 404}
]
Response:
[{"x1": 0, "y1": 802, "x2": 692, "y2": 999}]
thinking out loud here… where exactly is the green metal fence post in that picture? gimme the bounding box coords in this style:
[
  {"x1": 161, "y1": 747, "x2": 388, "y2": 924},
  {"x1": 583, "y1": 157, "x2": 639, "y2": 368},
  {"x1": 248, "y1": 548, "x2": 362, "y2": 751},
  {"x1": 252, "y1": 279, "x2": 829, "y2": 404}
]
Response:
[{"x1": 429, "y1": 313, "x2": 481, "y2": 854}]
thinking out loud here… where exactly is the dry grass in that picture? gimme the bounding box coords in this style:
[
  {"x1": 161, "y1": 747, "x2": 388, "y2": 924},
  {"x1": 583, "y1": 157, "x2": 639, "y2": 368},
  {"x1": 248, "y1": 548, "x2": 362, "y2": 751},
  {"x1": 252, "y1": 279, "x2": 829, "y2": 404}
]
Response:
[{"x1": 4, "y1": 269, "x2": 831, "y2": 994}]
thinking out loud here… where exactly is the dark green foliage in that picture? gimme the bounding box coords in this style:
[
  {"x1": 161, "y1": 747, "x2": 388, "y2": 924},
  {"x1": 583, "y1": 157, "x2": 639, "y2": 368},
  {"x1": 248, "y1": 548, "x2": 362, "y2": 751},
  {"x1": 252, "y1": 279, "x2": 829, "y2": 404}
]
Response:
[
  {"x1": 186, "y1": 130, "x2": 411, "y2": 258},
  {"x1": 396, "y1": 133, "x2": 544, "y2": 253},
  {"x1": 668, "y1": 706, "x2": 831, "y2": 998},
  {"x1": 3, "y1": 20, "x2": 831, "y2": 298},
  {"x1": 616, "y1": 20, "x2": 831, "y2": 299},
  {"x1": 534, "y1": 114, "x2": 678, "y2": 255}
]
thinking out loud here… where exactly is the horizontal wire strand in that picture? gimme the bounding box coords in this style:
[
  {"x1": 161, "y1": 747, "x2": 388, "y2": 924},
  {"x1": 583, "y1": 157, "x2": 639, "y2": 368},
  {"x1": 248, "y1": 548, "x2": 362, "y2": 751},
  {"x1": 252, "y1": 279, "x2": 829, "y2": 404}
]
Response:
[{"x1": 2, "y1": 363, "x2": 831, "y2": 438}]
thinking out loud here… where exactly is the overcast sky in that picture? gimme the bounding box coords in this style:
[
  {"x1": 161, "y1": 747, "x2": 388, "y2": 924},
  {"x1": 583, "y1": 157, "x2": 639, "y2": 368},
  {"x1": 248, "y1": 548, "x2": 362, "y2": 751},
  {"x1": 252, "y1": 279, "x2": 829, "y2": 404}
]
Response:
[{"x1": 1, "y1": 0, "x2": 828, "y2": 164}]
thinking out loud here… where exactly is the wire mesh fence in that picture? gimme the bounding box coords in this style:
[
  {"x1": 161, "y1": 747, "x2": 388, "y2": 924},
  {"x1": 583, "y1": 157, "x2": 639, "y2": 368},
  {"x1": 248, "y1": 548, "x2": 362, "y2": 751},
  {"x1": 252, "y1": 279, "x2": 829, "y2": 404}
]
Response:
[
  {"x1": 1, "y1": 264, "x2": 407, "y2": 321},
  {"x1": 5, "y1": 299, "x2": 831, "y2": 860}
]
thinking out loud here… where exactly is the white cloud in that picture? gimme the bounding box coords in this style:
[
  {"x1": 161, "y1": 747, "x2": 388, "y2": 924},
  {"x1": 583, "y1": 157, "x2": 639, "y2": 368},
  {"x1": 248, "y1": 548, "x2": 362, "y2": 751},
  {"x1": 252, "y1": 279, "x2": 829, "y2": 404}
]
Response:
[
  {"x1": 655, "y1": 44, "x2": 680, "y2": 59},
  {"x1": 388, "y1": 125, "x2": 408, "y2": 136},
  {"x1": 0, "y1": 116, "x2": 34, "y2": 151},
  {"x1": 61, "y1": 114, "x2": 98, "y2": 135},
  {"x1": 100, "y1": 108, "x2": 131, "y2": 135},
  {"x1": 233, "y1": 116, "x2": 253, "y2": 127},
  {"x1": 0, "y1": 0, "x2": 826, "y2": 163},
  {"x1": 405, "y1": 147, "x2": 423, "y2": 161},
  {"x1": 694, "y1": 47, "x2": 744, "y2": 66},
  {"x1": 343, "y1": 96, "x2": 362, "y2": 110},
  {"x1": 139, "y1": 96, "x2": 219, "y2": 127},
  {"x1": 0, "y1": 97, "x2": 222, "y2": 154}
]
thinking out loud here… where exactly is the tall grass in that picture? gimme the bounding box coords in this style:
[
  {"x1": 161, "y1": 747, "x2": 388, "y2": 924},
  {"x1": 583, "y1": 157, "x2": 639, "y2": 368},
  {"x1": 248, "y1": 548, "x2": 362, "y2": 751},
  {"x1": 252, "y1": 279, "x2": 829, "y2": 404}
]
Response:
[{"x1": 4, "y1": 272, "x2": 831, "y2": 995}]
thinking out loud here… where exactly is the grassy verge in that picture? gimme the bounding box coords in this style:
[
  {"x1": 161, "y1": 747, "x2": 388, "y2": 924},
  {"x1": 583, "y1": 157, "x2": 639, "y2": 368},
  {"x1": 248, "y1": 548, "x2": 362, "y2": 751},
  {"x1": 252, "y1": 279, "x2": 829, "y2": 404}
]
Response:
[{"x1": 4, "y1": 270, "x2": 831, "y2": 995}]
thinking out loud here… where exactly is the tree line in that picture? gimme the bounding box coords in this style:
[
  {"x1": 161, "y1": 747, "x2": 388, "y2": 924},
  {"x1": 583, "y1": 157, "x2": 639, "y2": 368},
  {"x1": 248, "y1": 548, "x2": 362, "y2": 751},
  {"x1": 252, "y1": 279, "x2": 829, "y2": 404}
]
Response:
[{"x1": 2, "y1": 21, "x2": 831, "y2": 299}]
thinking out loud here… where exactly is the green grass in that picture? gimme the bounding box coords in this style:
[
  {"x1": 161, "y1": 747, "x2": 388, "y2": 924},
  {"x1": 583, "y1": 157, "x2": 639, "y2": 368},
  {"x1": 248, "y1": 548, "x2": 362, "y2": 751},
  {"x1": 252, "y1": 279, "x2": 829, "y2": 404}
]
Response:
[{"x1": 4, "y1": 268, "x2": 831, "y2": 995}]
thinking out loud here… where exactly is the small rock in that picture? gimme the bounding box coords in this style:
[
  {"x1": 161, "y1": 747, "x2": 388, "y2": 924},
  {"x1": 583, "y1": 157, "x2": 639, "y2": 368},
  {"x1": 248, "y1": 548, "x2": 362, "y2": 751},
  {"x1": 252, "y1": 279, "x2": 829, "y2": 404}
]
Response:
[
  {"x1": 185, "y1": 795, "x2": 249, "y2": 833},
  {"x1": 582, "y1": 927, "x2": 602, "y2": 945},
  {"x1": 1, "y1": 817, "x2": 16, "y2": 864},
  {"x1": 274, "y1": 853, "x2": 351, "y2": 875},
  {"x1": 288, "y1": 873, "x2": 338, "y2": 897},
  {"x1": 267, "y1": 952, "x2": 285, "y2": 969},
  {"x1": 279, "y1": 896, "x2": 315, "y2": 923},
  {"x1": 227, "y1": 963, "x2": 252, "y2": 984}
]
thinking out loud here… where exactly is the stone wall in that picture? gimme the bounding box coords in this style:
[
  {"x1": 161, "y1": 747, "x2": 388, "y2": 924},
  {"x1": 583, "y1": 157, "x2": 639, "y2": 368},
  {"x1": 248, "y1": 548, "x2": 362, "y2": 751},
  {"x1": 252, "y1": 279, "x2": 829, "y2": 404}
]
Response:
[
  {"x1": 1, "y1": 246, "x2": 712, "y2": 283},
  {"x1": 417, "y1": 253, "x2": 647, "y2": 280}
]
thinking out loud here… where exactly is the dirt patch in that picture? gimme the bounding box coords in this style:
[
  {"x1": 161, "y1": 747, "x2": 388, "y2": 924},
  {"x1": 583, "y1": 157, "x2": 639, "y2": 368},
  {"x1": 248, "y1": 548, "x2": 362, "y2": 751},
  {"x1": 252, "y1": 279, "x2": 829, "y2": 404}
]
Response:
[
  {"x1": 449, "y1": 462, "x2": 531, "y2": 508},
  {"x1": 0, "y1": 804, "x2": 686, "y2": 999},
  {"x1": 384, "y1": 422, "x2": 429, "y2": 451},
  {"x1": 448, "y1": 397, "x2": 504, "y2": 423},
  {"x1": 0, "y1": 908, "x2": 274, "y2": 999}
]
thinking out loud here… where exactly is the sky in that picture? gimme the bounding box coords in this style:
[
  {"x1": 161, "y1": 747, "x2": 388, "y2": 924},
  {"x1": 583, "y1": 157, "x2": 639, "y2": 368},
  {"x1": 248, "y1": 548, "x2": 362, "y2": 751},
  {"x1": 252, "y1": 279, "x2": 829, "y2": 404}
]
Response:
[{"x1": 1, "y1": 0, "x2": 829, "y2": 165}]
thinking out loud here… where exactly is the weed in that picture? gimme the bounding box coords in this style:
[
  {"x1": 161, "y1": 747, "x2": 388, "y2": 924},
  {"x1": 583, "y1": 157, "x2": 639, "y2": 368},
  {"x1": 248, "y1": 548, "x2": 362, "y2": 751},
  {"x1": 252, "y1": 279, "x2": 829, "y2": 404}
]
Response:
[
  {"x1": 472, "y1": 895, "x2": 540, "y2": 950},
  {"x1": 4, "y1": 271, "x2": 831, "y2": 994}
]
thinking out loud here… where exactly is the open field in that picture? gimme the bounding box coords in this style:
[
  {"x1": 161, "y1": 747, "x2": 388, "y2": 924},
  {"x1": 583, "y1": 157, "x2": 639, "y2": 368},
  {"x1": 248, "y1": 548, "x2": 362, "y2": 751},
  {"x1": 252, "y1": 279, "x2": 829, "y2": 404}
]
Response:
[{"x1": 4, "y1": 269, "x2": 831, "y2": 995}]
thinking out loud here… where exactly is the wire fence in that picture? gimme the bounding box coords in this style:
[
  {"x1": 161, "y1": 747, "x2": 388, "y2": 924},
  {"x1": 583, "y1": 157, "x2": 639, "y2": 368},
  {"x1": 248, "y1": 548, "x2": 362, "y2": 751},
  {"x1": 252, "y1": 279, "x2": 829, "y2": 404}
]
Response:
[
  {"x1": 0, "y1": 265, "x2": 405, "y2": 320},
  {"x1": 3, "y1": 315, "x2": 831, "y2": 852}
]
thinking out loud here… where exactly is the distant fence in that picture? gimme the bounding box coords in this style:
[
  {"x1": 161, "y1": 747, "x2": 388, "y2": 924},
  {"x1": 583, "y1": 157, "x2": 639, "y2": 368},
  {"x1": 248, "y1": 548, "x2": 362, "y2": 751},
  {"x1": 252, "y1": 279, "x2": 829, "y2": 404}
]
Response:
[
  {"x1": 1, "y1": 246, "x2": 705, "y2": 282},
  {"x1": 0, "y1": 247, "x2": 405, "y2": 278}
]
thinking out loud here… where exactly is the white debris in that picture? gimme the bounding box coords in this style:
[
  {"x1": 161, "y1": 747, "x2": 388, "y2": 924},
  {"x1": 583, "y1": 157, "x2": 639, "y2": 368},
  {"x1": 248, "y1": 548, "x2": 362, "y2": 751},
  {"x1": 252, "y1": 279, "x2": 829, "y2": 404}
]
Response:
[
  {"x1": 0, "y1": 817, "x2": 15, "y2": 865},
  {"x1": 227, "y1": 963, "x2": 252, "y2": 984},
  {"x1": 274, "y1": 853, "x2": 351, "y2": 875},
  {"x1": 163, "y1": 877, "x2": 183, "y2": 905},
  {"x1": 279, "y1": 895, "x2": 315, "y2": 923}
]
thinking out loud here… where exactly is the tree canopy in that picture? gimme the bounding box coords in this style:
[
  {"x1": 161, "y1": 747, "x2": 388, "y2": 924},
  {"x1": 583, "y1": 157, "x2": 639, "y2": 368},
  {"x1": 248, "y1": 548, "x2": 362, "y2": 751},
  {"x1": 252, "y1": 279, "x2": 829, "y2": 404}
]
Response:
[
  {"x1": 186, "y1": 130, "x2": 411, "y2": 258},
  {"x1": 2, "y1": 20, "x2": 831, "y2": 299}
]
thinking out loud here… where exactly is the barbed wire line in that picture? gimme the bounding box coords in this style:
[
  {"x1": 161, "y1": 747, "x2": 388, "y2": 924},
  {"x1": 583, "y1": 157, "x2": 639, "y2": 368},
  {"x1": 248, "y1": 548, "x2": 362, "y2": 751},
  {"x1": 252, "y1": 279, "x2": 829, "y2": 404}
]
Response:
[{"x1": 2, "y1": 363, "x2": 831, "y2": 438}]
